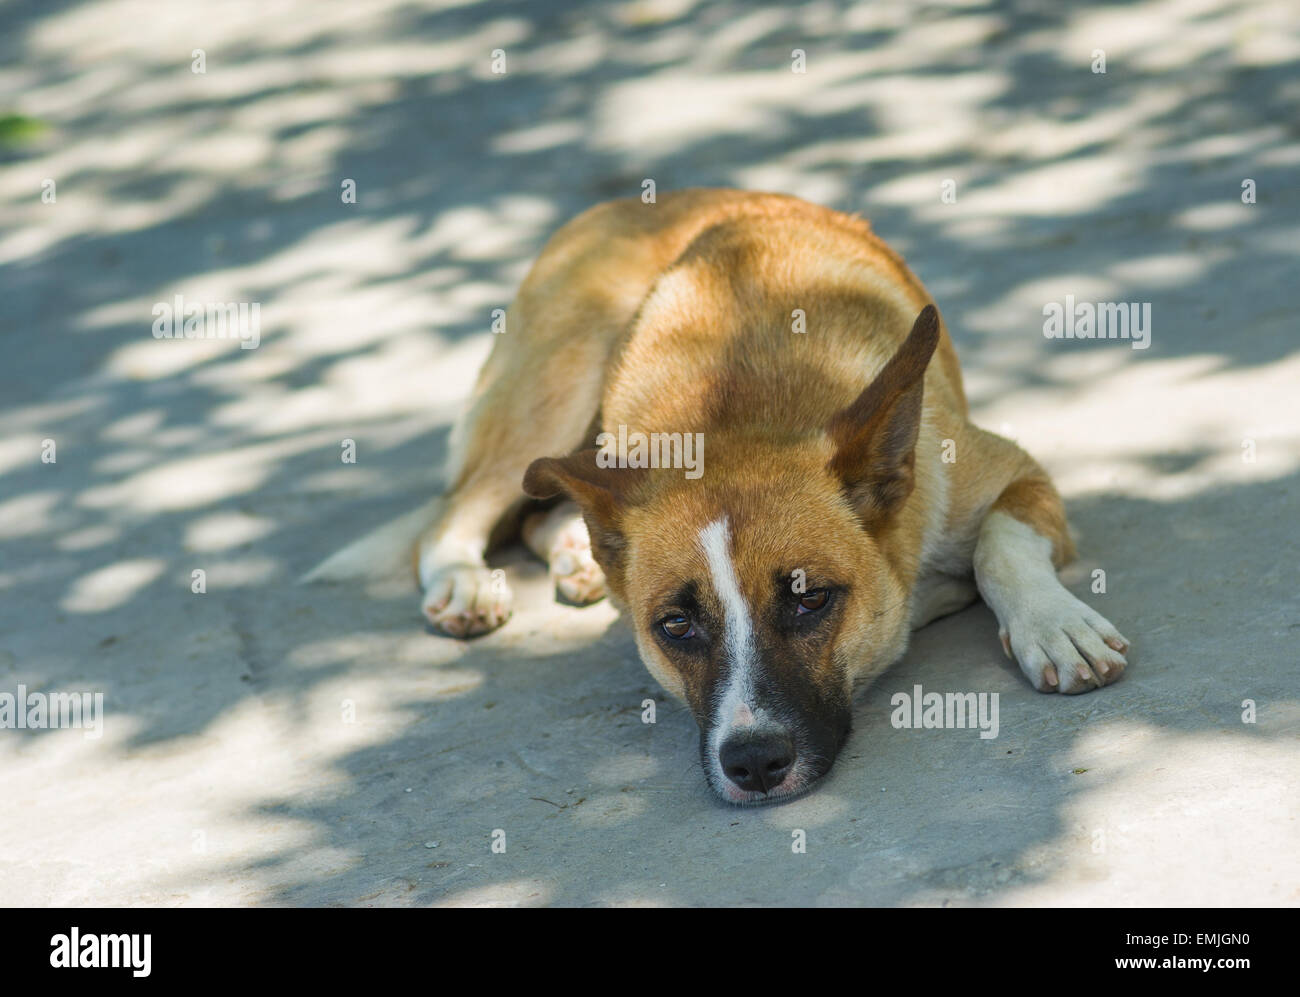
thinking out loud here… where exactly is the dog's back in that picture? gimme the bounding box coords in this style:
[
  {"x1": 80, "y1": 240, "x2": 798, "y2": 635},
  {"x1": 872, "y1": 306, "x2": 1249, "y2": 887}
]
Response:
[{"x1": 587, "y1": 189, "x2": 969, "y2": 443}]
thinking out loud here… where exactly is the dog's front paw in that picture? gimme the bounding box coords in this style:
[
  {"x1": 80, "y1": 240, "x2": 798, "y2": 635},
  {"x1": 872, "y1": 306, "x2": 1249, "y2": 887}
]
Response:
[
  {"x1": 999, "y1": 589, "x2": 1130, "y2": 694},
  {"x1": 540, "y1": 514, "x2": 606, "y2": 606},
  {"x1": 421, "y1": 563, "x2": 512, "y2": 638},
  {"x1": 549, "y1": 539, "x2": 606, "y2": 606}
]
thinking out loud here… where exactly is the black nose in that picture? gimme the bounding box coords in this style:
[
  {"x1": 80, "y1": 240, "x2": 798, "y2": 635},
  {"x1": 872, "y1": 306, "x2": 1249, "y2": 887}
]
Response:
[{"x1": 720, "y1": 732, "x2": 795, "y2": 793}]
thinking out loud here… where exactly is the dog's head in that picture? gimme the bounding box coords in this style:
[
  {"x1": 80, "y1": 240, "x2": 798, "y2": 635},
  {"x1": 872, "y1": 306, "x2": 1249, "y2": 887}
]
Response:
[{"x1": 524, "y1": 306, "x2": 940, "y2": 804}]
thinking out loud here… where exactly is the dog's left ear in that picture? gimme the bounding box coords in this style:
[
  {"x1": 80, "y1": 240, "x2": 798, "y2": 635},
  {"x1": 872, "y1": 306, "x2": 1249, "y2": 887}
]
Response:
[
  {"x1": 523, "y1": 449, "x2": 647, "y2": 591},
  {"x1": 827, "y1": 304, "x2": 940, "y2": 523}
]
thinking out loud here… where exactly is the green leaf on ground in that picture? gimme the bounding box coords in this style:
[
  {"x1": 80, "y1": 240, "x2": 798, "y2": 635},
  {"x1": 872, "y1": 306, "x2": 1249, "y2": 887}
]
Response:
[{"x1": 0, "y1": 113, "x2": 49, "y2": 147}]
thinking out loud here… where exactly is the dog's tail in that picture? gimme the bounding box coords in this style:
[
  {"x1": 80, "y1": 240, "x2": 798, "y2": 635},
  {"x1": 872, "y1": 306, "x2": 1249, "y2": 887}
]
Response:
[{"x1": 300, "y1": 497, "x2": 443, "y2": 584}]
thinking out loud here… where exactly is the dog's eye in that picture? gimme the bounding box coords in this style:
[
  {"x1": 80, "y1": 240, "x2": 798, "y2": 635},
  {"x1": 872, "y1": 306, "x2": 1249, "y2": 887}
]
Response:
[
  {"x1": 797, "y1": 590, "x2": 829, "y2": 614},
  {"x1": 661, "y1": 615, "x2": 695, "y2": 640}
]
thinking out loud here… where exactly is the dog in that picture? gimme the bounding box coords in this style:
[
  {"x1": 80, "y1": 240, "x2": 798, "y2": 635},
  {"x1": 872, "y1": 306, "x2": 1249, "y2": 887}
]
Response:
[{"x1": 406, "y1": 188, "x2": 1131, "y2": 804}]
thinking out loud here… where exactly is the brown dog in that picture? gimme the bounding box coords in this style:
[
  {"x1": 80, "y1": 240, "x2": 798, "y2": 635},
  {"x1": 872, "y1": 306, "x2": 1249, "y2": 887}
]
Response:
[{"x1": 409, "y1": 189, "x2": 1130, "y2": 804}]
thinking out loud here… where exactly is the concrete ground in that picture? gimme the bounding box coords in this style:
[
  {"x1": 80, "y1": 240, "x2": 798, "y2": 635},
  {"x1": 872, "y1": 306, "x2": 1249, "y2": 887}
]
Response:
[{"x1": 1, "y1": 0, "x2": 1297, "y2": 906}]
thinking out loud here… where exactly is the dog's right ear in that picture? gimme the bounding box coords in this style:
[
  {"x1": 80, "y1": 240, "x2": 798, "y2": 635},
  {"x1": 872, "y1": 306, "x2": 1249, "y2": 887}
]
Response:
[{"x1": 523, "y1": 449, "x2": 646, "y2": 589}]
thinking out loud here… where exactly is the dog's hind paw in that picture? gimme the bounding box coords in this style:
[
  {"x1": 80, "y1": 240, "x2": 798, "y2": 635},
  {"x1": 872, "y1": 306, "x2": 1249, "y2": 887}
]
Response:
[
  {"x1": 421, "y1": 563, "x2": 512, "y2": 638},
  {"x1": 1001, "y1": 590, "x2": 1130, "y2": 695}
]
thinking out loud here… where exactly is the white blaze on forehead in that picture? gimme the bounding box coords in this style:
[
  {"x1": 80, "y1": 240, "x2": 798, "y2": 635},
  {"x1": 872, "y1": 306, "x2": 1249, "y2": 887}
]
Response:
[
  {"x1": 698, "y1": 518, "x2": 760, "y2": 755},
  {"x1": 698, "y1": 518, "x2": 754, "y2": 676}
]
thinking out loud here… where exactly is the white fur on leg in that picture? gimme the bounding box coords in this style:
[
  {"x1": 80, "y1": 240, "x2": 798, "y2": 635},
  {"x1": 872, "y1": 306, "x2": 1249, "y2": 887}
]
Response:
[
  {"x1": 421, "y1": 563, "x2": 511, "y2": 637},
  {"x1": 909, "y1": 574, "x2": 979, "y2": 629},
  {"x1": 418, "y1": 529, "x2": 512, "y2": 637},
  {"x1": 522, "y1": 502, "x2": 606, "y2": 605},
  {"x1": 973, "y1": 511, "x2": 1130, "y2": 694}
]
